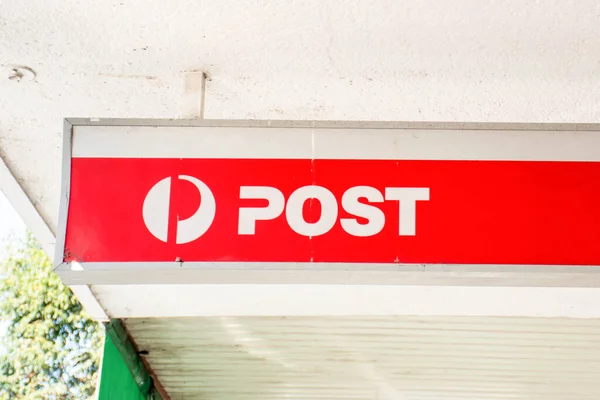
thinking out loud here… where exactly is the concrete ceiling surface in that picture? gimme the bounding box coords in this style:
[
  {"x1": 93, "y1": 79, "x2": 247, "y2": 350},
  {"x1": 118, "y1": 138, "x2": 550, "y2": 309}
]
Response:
[{"x1": 2, "y1": 1, "x2": 600, "y2": 229}]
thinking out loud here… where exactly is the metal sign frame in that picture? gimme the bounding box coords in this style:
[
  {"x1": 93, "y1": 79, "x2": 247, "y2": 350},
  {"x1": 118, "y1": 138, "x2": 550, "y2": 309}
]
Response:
[{"x1": 55, "y1": 118, "x2": 600, "y2": 286}]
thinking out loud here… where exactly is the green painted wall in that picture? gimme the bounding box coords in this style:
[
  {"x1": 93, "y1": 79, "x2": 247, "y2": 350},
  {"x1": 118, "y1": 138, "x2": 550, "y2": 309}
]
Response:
[
  {"x1": 97, "y1": 321, "x2": 162, "y2": 400},
  {"x1": 98, "y1": 333, "x2": 146, "y2": 400}
]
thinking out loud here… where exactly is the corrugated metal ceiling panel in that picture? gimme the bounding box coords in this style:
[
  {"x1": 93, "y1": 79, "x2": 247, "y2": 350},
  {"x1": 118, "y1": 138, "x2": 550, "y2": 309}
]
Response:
[{"x1": 125, "y1": 316, "x2": 600, "y2": 399}]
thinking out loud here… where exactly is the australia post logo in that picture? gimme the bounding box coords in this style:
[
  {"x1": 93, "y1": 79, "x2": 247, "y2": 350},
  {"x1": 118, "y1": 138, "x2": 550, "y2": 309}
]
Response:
[
  {"x1": 142, "y1": 175, "x2": 217, "y2": 244},
  {"x1": 142, "y1": 175, "x2": 430, "y2": 244}
]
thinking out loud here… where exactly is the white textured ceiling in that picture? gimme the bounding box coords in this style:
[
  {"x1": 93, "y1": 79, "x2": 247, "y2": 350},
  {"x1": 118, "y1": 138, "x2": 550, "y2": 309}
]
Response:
[{"x1": 2, "y1": 0, "x2": 600, "y2": 230}]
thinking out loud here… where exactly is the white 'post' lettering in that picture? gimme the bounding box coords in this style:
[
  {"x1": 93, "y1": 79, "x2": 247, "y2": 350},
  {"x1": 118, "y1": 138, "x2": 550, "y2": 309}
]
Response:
[
  {"x1": 286, "y1": 186, "x2": 338, "y2": 236},
  {"x1": 238, "y1": 186, "x2": 285, "y2": 234},
  {"x1": 384, "y1": 187, "x2": 430, "y2": 236},
  {"x1": 340, "y1": 186, "x2": 385, "y2": 237}
]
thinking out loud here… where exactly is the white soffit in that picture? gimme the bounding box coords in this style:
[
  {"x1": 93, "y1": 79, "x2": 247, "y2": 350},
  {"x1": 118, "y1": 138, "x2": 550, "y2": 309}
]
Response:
[{"x1": 92, "y1": 285, "x2": 600, "y2": 319}]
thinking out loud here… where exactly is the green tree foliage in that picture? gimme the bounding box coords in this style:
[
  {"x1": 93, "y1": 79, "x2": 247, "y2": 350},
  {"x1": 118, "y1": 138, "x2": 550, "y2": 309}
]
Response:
[{"x1": 0, "y1": 234, "x2": 102, "y2": 399}]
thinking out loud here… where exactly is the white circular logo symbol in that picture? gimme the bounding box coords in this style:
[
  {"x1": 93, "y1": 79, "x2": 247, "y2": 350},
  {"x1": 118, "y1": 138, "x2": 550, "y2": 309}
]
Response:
[{"x1": 142, "y1": 175, "x2": 216, "y2": 244}]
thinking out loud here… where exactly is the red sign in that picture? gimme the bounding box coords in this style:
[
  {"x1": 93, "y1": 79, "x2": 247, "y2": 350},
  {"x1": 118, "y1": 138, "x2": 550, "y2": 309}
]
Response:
[{"x1": 63, "y1": 124, "x2": 600, "y2": 266}]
